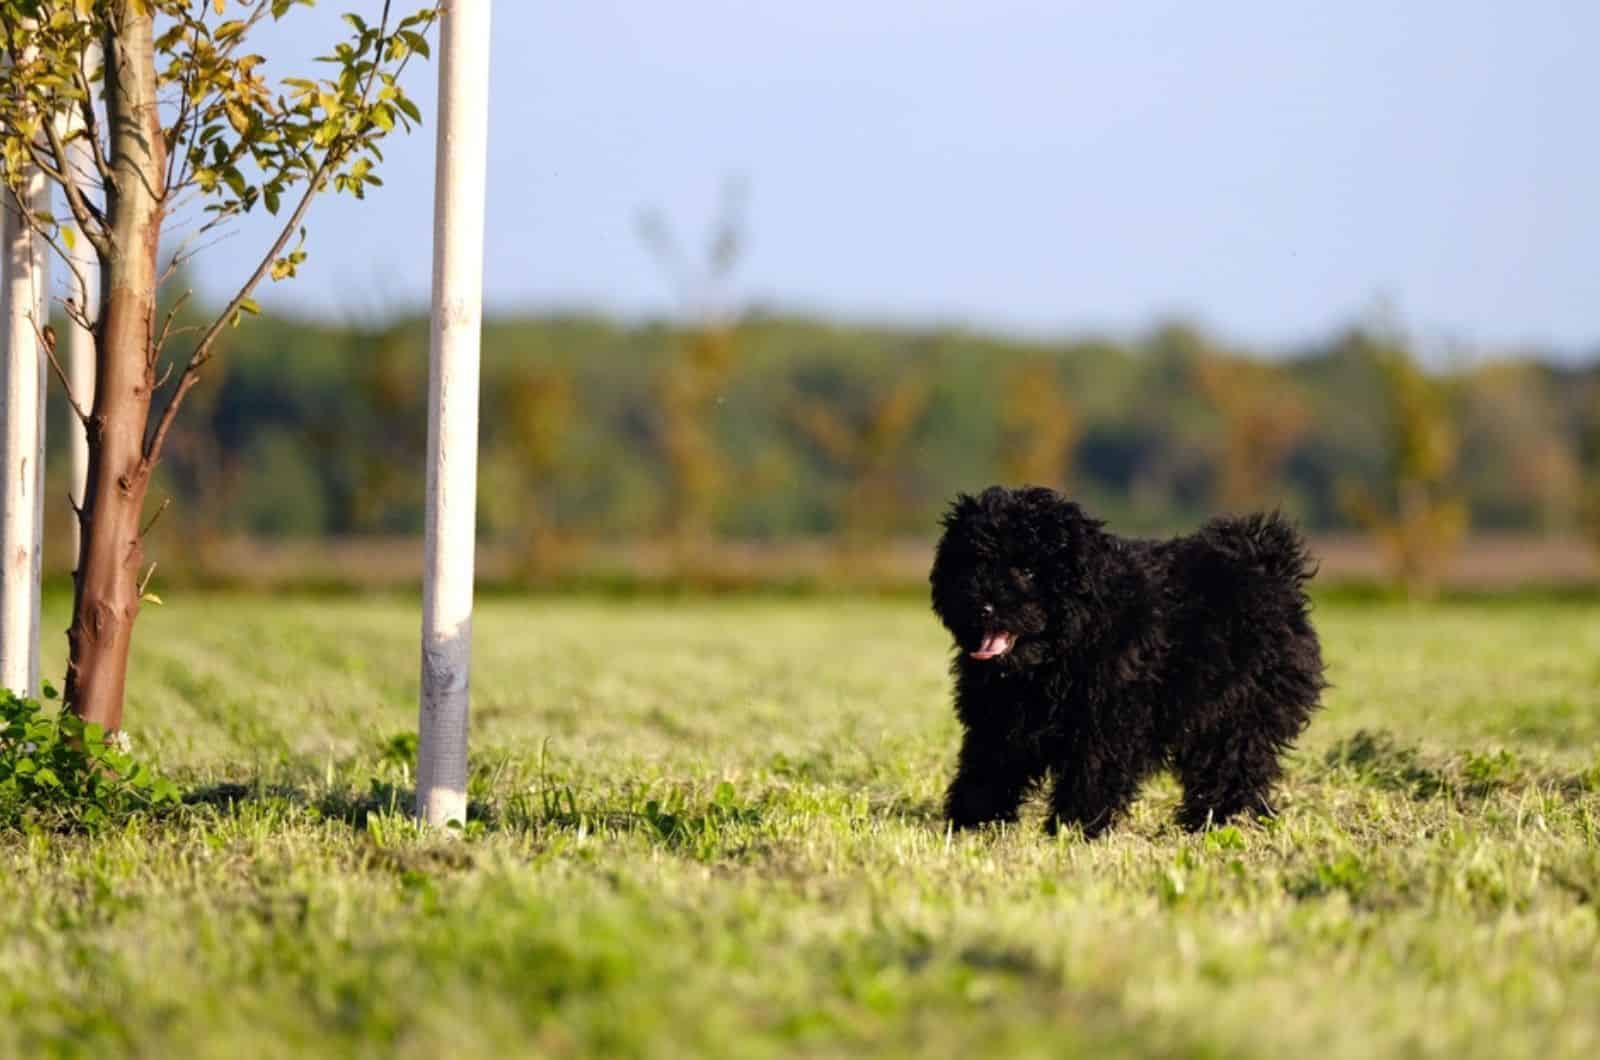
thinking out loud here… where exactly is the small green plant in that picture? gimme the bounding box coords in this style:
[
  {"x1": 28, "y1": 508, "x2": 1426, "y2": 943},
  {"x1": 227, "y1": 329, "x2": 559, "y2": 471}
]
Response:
[
  {"x1": 1461, "y1": 748, "x2": 1519, "y2": 789},
  {"x1": 1292, "y1": 853, "x2": 1371, "y2": 900},
  {"x1": 379, "y1": 730, "x2": 420, "y2": 770},
  {"x1": 1203, "y1": 825, "x2": 1247, "y2": 852},
  {"x1": 0, "y1": 684, "x2": 180, "y2": 832}
]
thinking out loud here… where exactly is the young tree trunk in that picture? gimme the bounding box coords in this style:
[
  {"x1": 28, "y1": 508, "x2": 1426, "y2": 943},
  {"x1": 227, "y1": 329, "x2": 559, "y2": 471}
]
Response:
[{"x1": 63, "y1": 13, "x2": 164, "y2": 731}]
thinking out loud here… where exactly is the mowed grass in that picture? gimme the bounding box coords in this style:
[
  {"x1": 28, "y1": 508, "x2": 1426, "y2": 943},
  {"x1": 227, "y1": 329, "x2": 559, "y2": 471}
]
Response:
[{"x1": 4, "y1": 593, "x2": 1599, "y2": 1059}]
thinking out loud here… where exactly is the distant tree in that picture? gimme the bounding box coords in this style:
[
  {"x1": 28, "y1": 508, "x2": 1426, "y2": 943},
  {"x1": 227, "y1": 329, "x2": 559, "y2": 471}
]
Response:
[
  {"x1": 0, "y1": 1, "x2": 435, "y2": 730},
  {"x1": 998, "y1": 359, "x2": 1078, "y2": 489},
  {"x1": 157, "y1": 351, "x2": 240, "y2": 554},
  {"x1": 637, "y1": 177, "x2": 746, "y2": 543},
  {"x1": 495, "y1": 366, "x2": 575, "y2": 573},
  {"x1": 1338, "y1": 332, "x2": 1467, "y2": 596},
  {"x1": 347, "y1": 320, "x2": 425, "y2": 530},
  {"x1": 1191, "y1": 349, "x2": 1309, "y2": 511},
  {"x1": 788, "y1": 372, "x2": 930, "y2": 544},
  {"x1": 1460, "y1": 360, "x2": 1580, "y2": 532},
  {"x1": 1580, "y1": 376, "x2": 1600, "y2": 555}
]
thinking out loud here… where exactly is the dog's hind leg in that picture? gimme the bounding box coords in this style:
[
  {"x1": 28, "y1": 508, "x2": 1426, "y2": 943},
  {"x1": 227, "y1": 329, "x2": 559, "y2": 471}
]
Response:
[
  {"x1": 1176, "y1": 663, "x2": 1319, "y2": 831},
  {"x1": 945, "y1": 735, "x2": 1040, "y2": 830},
  {"x1": 1046, "y1": 759, "x2": 1144, "y2": 840},
  {"x1": 1174, "y1": 725, "x2": 1284, "y2": 831}
]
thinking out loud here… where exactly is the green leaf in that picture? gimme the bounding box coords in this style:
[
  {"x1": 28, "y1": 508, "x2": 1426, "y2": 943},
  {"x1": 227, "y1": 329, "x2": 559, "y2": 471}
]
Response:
[{"x1": 400, "y1": 31, "x2": 431, "y2": 59}]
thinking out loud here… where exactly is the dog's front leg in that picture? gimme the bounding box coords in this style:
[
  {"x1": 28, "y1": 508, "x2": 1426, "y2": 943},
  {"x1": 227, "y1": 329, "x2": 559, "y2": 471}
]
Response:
[{"x1": 944, "y1": 734, "x2": 1036, "y2": 830}]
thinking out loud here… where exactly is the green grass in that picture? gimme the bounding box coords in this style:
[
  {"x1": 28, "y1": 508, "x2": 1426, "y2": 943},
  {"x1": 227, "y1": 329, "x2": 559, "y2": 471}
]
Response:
[{"x1": 5, "y1": 594, "x2": 1600, "y2": 1058}]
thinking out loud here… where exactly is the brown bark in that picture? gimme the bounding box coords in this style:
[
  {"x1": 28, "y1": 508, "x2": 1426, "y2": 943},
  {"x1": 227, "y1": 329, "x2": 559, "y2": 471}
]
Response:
[{"x1": 63, "y1": 11, "x2": 165, "y2": 730}]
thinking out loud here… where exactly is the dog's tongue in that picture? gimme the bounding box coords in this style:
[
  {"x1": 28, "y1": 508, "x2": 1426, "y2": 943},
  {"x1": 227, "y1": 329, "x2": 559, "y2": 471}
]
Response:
[{"x1": 969, "y1": 631, "x2": 1015, "y2": 660}]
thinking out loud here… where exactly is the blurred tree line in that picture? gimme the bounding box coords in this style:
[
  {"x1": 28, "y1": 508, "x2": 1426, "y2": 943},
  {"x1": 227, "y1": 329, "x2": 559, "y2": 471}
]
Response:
[{"x1": 44, "y1": 307, "x2": 1600, "y2": 585}]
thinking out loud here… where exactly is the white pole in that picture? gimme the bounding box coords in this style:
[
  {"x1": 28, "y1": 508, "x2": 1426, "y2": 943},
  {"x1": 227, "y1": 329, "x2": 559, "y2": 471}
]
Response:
[
  {"x1": 64, "y1": 46, "x2": 99, "y2": 568},
  {"x1": 64, "y1": 201, "x2": 95, "y2": 567},
  {"x1": 416, "y1": 0, "x2": 492, "y2": 827},
  {"x1": 0, "y1": 165, "x2": 49, "y2": 696}
]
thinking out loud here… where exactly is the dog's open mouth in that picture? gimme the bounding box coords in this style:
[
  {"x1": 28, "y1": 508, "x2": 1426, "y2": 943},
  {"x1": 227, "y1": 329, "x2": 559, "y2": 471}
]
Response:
[{"x1": 969, "y1": 631, "x2": 1015, "y2": 660}]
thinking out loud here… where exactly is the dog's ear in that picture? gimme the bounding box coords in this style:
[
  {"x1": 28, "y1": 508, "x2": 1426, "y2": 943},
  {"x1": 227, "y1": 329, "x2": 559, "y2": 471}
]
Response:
[
  {"x1": 980, "y1": 485, "x2": 1012, "y2": 507},
  {"x1": 940, "y1": 491, "x2": 984, "y2": 529},
  {"x1": 1015, "y1": 485, "x2": 1063, "y2": 509},
  {"x1": 1029, "y1": 492, "x2": 1105, "y2": 570}
]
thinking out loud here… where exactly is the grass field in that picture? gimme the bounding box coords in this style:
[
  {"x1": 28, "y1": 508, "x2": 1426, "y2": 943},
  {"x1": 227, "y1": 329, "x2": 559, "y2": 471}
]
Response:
[{"x1": 4, "y1": 593, "x2": 1599, "y2": 1058}]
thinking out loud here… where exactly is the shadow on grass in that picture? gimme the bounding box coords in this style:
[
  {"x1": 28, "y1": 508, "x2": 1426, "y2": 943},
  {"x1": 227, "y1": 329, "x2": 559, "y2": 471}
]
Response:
[
  {"x1": 1320, "y1": 728, "x2": 1600, "y2": 801},
  {"x1": 180, "y1": 772, "x2": 786, "y2": 858},
  {"x1": 183, "y1": 779, "x2": 493, "y2": 833}
]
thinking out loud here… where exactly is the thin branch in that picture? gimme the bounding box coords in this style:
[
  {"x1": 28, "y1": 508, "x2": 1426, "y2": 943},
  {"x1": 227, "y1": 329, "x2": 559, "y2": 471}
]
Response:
[
  {"x1": 0, "y1": 178, "x2": 96, "y2": 308},
  {"x1": 34, "y1": 319, "x2": 92, "y2": 426},
  {"x1": 142, "y1": 370, "x2": 198, "y2": 467},
  {"x1": 61, "y1": 296, "x2": 94, "y2": 332},
  {"x1": 154, "y1": 288, "x2": 192, "y2": 356},
  {"x1": 165, "y1": 0, "x2": 276, "y2": 195},
  {"x1": 163, "y1": 56, "x2": 198, "y2": 194},
  {"x1": 0, "y1": 16, "x2": 113, "y2": 244},
  {"x1": 42, "y1": 130, "x2": 107, "y2": 232},
  {"x1": 139, "y1": 501, "x2": 171, "y2": 540},
  {"x1": 158, "y1": 217, "x2": 237, "y2": 287},
  {"x1": 179, "y1": 168, "x2": 319, "y2": 374},
  {"x1": 163, "y1": 69, "x2": 193, "y2": 194},
  {"x1": 36, "y1": 124, "x2": 113, "y2": 256},
  {"x1": 71, "y1": 59, "x2": 115, "y2": 187},
  {"x1": 18, "y1": 138, "x2": 74, "y2": 184},
  {"x1": 144, "y1": 0, "x2": 403, "y2": 467}
]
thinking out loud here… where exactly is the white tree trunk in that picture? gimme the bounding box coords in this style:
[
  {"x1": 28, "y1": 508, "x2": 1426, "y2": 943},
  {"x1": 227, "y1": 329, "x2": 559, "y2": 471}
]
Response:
[
  {"x1": 416, "y1": 0, "x2": 493, "y2": 827},
  {"x1": 0, "y1": 166, "x2": 50, "y2": 696}
]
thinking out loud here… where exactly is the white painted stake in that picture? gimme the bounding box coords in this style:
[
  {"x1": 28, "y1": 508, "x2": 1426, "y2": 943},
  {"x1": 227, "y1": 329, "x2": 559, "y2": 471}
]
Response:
[
  {"x1": 64, "y1": 216, "x2": 94, "y2": 567},
  {"x1": 0, "y1": 165, "x2": 49, "y2": 696},
  {"x1": 64, "y1": 46, "x2": 99, "y2": 568},
  {"x1": 416, "y1": 0, "x2": 492, "y2": 827}
]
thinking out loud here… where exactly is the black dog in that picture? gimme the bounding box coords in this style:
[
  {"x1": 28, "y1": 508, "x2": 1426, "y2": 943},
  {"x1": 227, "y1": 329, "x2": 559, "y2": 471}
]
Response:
[{"x1": 930, "y1": 486, "x2": 1324, "y2": 837}]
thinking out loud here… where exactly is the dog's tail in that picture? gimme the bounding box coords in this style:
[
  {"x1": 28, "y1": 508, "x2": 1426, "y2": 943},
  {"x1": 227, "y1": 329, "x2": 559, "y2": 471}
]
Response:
[{"x1": 1219, "y1": 511, "x2": 1319, "y2": 589}]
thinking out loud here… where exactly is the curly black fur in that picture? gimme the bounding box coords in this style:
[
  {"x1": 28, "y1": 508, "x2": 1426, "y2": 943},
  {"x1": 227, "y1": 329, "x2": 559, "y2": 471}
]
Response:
[{"x1": 930, "y1": 486, "x2": 1325, "y2": 837}]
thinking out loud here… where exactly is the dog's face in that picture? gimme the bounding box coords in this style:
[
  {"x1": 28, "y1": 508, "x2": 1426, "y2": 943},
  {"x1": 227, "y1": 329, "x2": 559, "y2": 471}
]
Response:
[{"x1": 930, "y1": 486, "x2": 1087, "y2": 667}]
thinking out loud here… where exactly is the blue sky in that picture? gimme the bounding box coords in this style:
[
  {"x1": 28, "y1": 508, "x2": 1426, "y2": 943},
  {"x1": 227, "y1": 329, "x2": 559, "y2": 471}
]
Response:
[{"x1": 198, "y1": 1, "x2": 1597, "y2": 354}]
